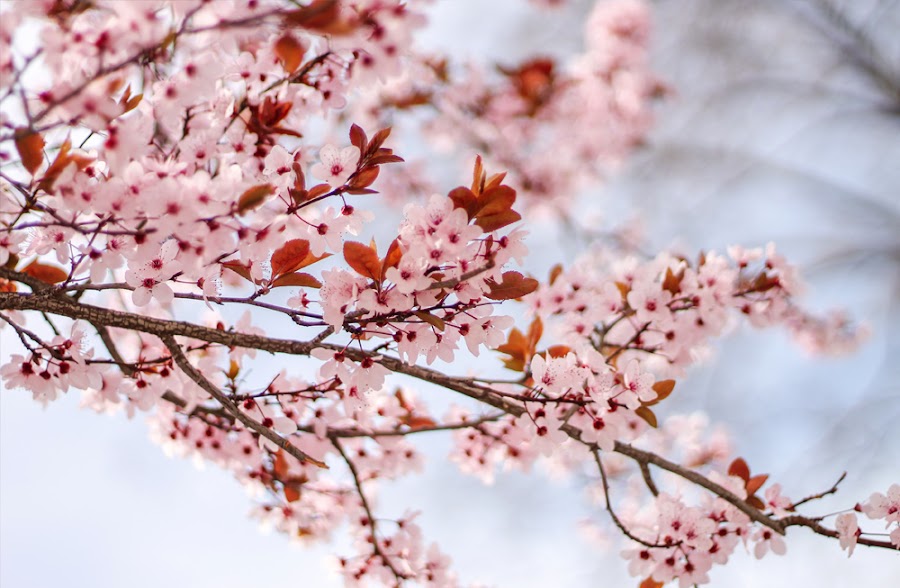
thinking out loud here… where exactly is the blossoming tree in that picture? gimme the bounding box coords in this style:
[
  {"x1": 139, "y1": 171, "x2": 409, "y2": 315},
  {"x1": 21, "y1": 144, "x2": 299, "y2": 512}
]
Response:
[{"x1": 0, "y1": 0, "x2": 896, "y2": 586}]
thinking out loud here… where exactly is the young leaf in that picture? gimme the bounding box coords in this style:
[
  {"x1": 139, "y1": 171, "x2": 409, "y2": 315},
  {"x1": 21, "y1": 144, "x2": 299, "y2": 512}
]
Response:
[
  {"x1": 14, "y1": 128, "x2": 45, "y2": 177},
  {"x1": 485, "y1": 271, "x2": 539, "y2": 300},
  {"x1": 274, "y1": 33, "x2": 306, "y2": 73},
  {"x1": 271, "y1": 272, "x2": 321, "y2": 289},
  {"x1": 475, "y1": 209, "x2": 521, "y2": 233},
  {"x1": 635, "y1": 406, "x2": 658, "y2": 428},
  {"x1": 22, "y1": 261, "x2": 68, "y2": 284},
  {"x1": 349, "y1": 123, "x2": 367, "y2": 153},
  {"x1": 343, "y1": 241, "x2": 382, "y2": 282},
  {"x1": 237, "y1": 184, "x2": 275, "y2": 215},
  {"x1": 728, "y1": 457, "x2": 751, "y2": 482},
  {"x1": 284, "y1": 485, "x2": 302, "y2": 503},
  {"x1": 382, "y1": 238, "x2": 403, "y2": 277},
  {"x1": 746, "y1": 474, "x2": 769, "y2": 496},
  {"x1": 414, "y1": 310, "x2": 445, "y2": 331},
  {"x1": 271, "y1": 239, "x2": 311, "y2": 278}
]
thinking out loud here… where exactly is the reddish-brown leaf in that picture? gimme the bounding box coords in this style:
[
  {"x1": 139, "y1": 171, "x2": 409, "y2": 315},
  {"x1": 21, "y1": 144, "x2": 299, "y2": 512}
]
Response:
[
  {"x1": 414, "y1": 310, "x2": 446, "y2": 331},
  {"x1": 282, "y1": 0, "x2": 348, "y2": 34},
  {"x1": 222, "y1": 260, "x2": 254, "y2": 283},
  {"x1": 349, "y1": 165, "x2": 379, "y2": 190},
  {"x1": 474, "y1": 209, "x2": 522, "y2": 233},
  {"x1": 728, "y1": 457, "x2": 751, "y2": 482},
  {"x1": 639, "y1": 578, "x2": 664, "y2": 588},
  {"x1": 306, "y1": 183, "x2": 332, "y2": 199},
  {"x1": 548, "y1": 263, "x2": 564, "y2": 286},
  {"x1": 366, "y1": 153, "x2": 404, "y2": 166},
  {"x1": 635, "y1": 406, "x2": 658, "y2": 428},
  {"x1": 284, "y1": 485, "x2": 302, "y2": 503},
  {"x1": 497, "y1": 327, "x2": 529, "y2": 372},
  {"x1": 448, "y1": 186, "x2": 478, "y2": 219},
  {"x1": 14, "y1": 128, "x2": 45, "y2": 177},
  {"x1": 527, "y1": 316, "x2": 543, "y2": 350},
  {"x1": 662, "y1": 267, "x2": 684, "y2": 296},
  {"x1": 124, "y1": 91, "x2": 143, "y2": 113},
  {"x1": 484, "y1": 171, "x2": 507, "y2": 191},
  {"x1": 484, "y1": 271, "x2": 539, "y2": 301},
  {"x1": 271, "y1": 272, "x2": 321, "y2": 289},
  {"x1": 367, "y1": 127, "x2": 392, "y2": 154},
  {"x1": 273, "y1": 450, "x2": 290, "y2": 478},
  {"x1": 274, "y1": 33, "x2": 306, "y2": 73},
  {"x1": 403, "y1": 415, "x2": 438, "y2": 431},
  {"x1": 22, "y1": 261, "x2": 68, "y2": 284},
  {"x1": 546, "y1": 345, "x2": 571, "y2": 358},
  {"x1": 349, "y1": 123, "x2": 367, "y2": 153},
  {"x1": 746, "y1": 474, "x2": 769, "y2": 496},
  {"x1": 748, "y1": 495, "x2": 766, "y2": 510},
  {"x1": 471, "y1": 155, "x2": 485, "y2": 194},
  {"x1": 271, "y1": 239, "x2": 311, "y2": 279},
  {"x1": 645, "y1": 379, "x2": 676, "y2": 406},
  {"x1": 343, "y1": 241, "x2": 382, "y2": 282},
  {"x1": 226, "y1": 360, "x2": 240, "y2": 380},
  {"x1": 382, "y1": 237, "x2": 403, "y2": 276},
  {"x1": 237, "y1": 183, "x2": 275, "y2": 214},
  {"x1": 473, "y1": 185, "x2": 516, "y2": 218}
]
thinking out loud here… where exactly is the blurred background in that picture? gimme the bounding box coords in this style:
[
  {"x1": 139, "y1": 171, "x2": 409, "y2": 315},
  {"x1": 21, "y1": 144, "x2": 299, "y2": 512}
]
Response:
[{"x1": 2, "y1": 0, "x2": 899, "y2": 586}]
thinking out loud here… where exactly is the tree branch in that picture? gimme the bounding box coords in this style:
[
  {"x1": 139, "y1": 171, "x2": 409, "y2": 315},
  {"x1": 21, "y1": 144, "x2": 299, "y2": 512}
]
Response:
[{"x1": 161, "y1": 334, "x2": 326, "y2": 469}]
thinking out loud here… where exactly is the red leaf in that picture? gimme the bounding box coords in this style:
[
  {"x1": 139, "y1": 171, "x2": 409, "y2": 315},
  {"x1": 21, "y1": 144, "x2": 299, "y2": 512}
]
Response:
[
  {"x1": 748, "y1": 495, "x2": 766, "y2": 510},
  {"x1": 635, "y1": 406, "x2": 658, "y2": 428},
  {"x1": 237, "y1": 184, "x2": 275, "y2": 214},
  {"x1": 548, "y1": 263, "x2": 564, "y2": 285},
  {"x1": 728, "y1": 457, "x2": 751, "y2": 482},
  {"x1": 746, "y1": 474, "x2": 769, "y2": 496},
  {"x1": 14, "y1": 128, "x2": 45, "y2": 177},
  {"x1": 448, "y1": 186, "x2": 478, "y2": 219},
  {"x1": 271, "y1": 272, "x2": 321, "y2": 289},
  {"x1": 645, "y1": 380, "x2": 676, "y2": 406},
  {"x1": 348, "y1": 165, "x2": 379, "y2": 190},
  {"x1": 484, "y1": 271, "x2": 539, "y2": 300},
  {"x1": 639, "y1": 578, "x2": 664, "y2": 588},
  {"x1": 271, "y1": 239, "x2": 311, "y2": 279},
  {"x1": 222, "y1": 260, "x2": 255, "y2": 283},
  {"x1": 349, "y1": 124, "x2": 367, "y2": 154},
  {"x1": 284, "y1": 485, "x2": 301, "y2": 503},
  {"x1": 382, "y1": 237, "x2": 403, "y2": 276},
  {"x1": 473, "y1": 185, "x2": 516, "y2": 218},
  {"x1": 274, "y1": 33, "x2": 306, "y2": 73},
  {"x1": 367, "y1": 127, "x2": 392, "y2": 154},
  {"x1": 343, "y1": 241, "x2": 382, "y2": 282},
  {"x1": 546, "y1": 345, "x2": 571, "y2": 358},
  {"x1": 474, "y1": 209, "x2": 521, "y2": 233},
  {"x1": 306, "y1": 183, "x2": 332, "y2": 199},
  {"x1": 273, "y1": 450, "x2": 290, "y2": 478},
  {"x1": 22, "y1": 261, "x2": 68, "y2": 284},
  {"x1": 403, "y1": 415, "x2": 437, "y2": 431},
  {"x1": 414, "y1": 310, "x2": 445, "y2": 331}
]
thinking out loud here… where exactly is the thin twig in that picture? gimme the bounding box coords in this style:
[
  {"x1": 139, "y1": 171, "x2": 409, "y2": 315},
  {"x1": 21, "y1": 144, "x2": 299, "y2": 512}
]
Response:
[{"x1": 161, "y1": 334, "x2": 326, "y2": 469}]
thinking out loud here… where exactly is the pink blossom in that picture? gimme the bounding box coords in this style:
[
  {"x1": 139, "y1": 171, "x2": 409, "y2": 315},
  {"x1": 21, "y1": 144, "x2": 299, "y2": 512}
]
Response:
[
  {"x1": 311, "y1": 144, "x2": 360, "y2": 188},
  {"x1": 835, "y1": 513, "x2": 859, "y2": 556}
]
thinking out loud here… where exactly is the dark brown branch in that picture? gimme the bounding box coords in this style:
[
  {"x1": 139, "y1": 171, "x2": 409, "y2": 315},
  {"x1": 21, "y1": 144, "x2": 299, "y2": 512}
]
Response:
[
  {"x1": 789, "y1": 471, "x2": 846, "y2": 510},
  {"x1": 161, "y1": 334, "x2": 326, "y2": 469},
  {"x1": 776, "y1": 514, "x2": 897, "y2": 550},
  {"x1": 592, "y1": 447, "x2": 671, "y2": 548},
  {"x1": 332, "y1": 439, "x2": 410, "y2": 583},
  {"x1": 3, "y1": 288, "x2": 897, "y2": 552}
]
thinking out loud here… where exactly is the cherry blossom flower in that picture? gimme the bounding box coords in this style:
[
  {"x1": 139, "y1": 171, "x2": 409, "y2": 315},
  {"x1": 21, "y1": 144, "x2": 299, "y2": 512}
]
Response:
[
  {"x1": 835, "y1": 513, "x2": 859, "y2": 556},
  {"x1": 311, "y1": 144, "x2": 360, "y2": 188}
]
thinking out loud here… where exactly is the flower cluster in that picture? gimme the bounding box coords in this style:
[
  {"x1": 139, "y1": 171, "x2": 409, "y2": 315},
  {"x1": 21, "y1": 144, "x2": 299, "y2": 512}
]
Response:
[{"x1": 0, "y1": 1, "x2": 894, "y2": 587}]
